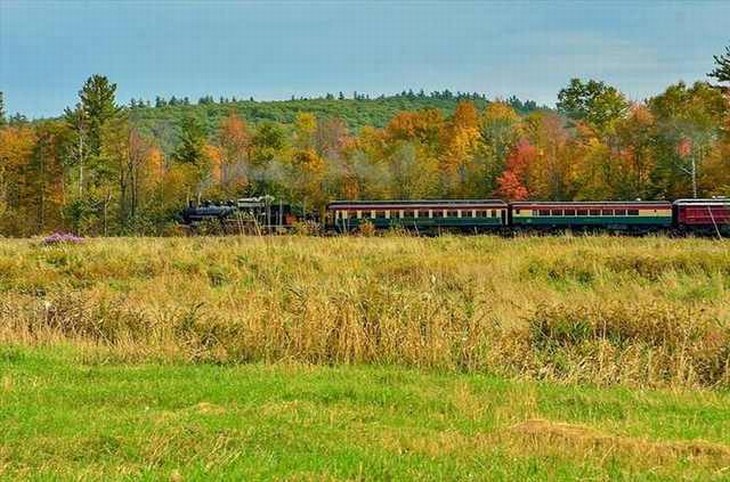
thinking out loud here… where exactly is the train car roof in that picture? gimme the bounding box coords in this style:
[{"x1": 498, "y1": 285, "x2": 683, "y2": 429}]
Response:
[
  {"x1": 673, "y1": 198, "x2": 730, "y2": 206},
  {"x1": 510, "y1": 200, "x2": 671, "y2": 207},
  {"x1": 327, "y1": 199, "x2": 507, "y2": 208}
]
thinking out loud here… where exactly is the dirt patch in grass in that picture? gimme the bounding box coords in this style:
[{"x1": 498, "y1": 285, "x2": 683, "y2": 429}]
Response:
[{"x1": 508, "y1": 418, "x2": 730, "y2": 467}]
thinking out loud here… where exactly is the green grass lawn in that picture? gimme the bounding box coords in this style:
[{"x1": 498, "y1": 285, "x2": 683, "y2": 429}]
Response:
[{"x1": 2, "y1": 345, "x2": 729, "y2": 481}]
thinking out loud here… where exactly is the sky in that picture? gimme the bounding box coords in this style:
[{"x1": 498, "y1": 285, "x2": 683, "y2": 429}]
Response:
[{"x1": 1, "y1": 1, "x2": 729, "y2": 118}]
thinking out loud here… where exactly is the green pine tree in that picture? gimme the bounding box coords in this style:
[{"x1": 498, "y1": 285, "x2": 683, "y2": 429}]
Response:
[
  {"x1": 78, "y1": 75, "x2": 121, "y2": 157},
  {"x1": 708, "y1": 45, "x2": 730, "y2": 84},
  {"x1": 174, "y1": 115, "x2": 207, "y2": 165}
]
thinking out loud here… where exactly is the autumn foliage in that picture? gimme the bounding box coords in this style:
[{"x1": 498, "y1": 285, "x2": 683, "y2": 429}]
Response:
[{"x1": 0, "y1": 77, "x2": 729, "y2": 236}]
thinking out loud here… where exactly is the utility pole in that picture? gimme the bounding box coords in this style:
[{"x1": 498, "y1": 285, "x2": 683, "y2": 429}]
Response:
[{"x1": 678, "y1": 155, "x2": 698, "y2": 199}]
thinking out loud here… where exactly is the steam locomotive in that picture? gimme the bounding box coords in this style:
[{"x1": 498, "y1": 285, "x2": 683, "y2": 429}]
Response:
[
  {"x1": 182, "y1": 196, "x2": 296, "y2": 234},
  {"x1": 182, "y1": 197, "x2": 730, "y2": 236}
]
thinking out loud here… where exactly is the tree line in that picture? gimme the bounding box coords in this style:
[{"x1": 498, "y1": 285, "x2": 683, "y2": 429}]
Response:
[
  {"x1": 130, "y1": 88, "x2": 501, "y2": 109},
  {"x1": 0, "y1": 47, "x2": 728, "y2": 236}
]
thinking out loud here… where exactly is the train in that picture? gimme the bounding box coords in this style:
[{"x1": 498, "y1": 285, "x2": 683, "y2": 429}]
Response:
[{"x1": 182, "y1": 197, "x2": 730, "y2": 236}]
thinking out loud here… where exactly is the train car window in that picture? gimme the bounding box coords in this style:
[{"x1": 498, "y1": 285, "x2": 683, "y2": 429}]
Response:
[
  {"x1": 589, "y1": 209, "x2": 600, "y2": 216},
  {"x1": 602, "y1": 209, "x2": 612, "y2": 216},
  {"x1": 577, "y1": 209, "x2": 588, "y2": 216},
  {"x1": 403, "y1": 210, "x2": 414, "y2": 218},
  {"x1": 551, "y1": 209, "x2": 563, "y2": 216},
  {"x1": 445, "y1": 210, "x2": 456, "y2": 217},
  {"x1": 515, "y1": 209, "x2": 521, "y2": 214},
  {"x1": 539, "y1": 209, "x2": 550, "y2": 216},
  {"x1": 615, "y1": 209, "x2": 626, "y2": 215},
  {"x1": 627, "y1": 209, "x2": 639, "y2": 216},
  {"x1": 433, "y1": 210, "x2": 443, "y2": 218},
  {"x1": 564, "y1": 209, "x2": 575, "y2": 216},
  {"x1": 491, "y1": 210, "x2": 497, "y2": 218}
]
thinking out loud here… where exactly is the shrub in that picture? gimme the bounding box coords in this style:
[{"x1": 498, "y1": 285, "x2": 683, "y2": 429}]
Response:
[
  {"x1": 41, "y1": 232, "x2": 84, "y2": 246},
  {"x1": 357, "y1": 220, "x2": 376, "y2": 237}
]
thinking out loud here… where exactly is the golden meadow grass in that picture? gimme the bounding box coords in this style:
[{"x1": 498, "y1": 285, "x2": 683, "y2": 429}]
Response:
[{"x1": 1, "y1": 234, "x2": 728, "y2": 388}]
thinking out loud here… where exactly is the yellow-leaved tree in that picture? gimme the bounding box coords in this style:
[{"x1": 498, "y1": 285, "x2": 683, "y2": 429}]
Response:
[{"x1": 441, "y1": 101, "x2": 481, "y2": 197}]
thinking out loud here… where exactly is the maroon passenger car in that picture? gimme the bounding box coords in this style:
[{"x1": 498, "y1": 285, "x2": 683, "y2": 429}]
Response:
[{"x1": 673, "y1": 199, "x2": 730, "y2": 234}]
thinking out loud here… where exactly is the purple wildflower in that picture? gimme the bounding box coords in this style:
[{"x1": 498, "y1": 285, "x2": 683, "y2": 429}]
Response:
[{"x1": 42, "y1": 232, "x2": 85, "y2": 245}]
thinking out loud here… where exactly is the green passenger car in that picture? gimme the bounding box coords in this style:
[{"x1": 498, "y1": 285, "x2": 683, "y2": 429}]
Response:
[
  {"x1": 327, "y1": 199, "x2": 508, "y2": 232},
  {"x1": 510, "y1": 201, "x2": 673, "y2": 231}
]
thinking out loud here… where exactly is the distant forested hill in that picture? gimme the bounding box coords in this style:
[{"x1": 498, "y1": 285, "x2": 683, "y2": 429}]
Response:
[{"x1": 127, "y1": 92, "x2": 540, "y2": 154}]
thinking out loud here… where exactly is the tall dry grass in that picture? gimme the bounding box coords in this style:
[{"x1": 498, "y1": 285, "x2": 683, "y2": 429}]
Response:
[{"x1": 0, "y1": 235, "x2": 728, "y2": 388}]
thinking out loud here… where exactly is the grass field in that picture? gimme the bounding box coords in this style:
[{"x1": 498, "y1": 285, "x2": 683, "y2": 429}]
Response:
[{"x1": 1, "y1": 235, "x2": 729, "y2": 479}]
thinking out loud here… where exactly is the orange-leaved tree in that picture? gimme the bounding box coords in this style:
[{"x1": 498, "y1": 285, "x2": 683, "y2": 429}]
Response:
[
  {"x1": 217, "y1": 112, "x2": 251, "y2": 195},
  {"x1": 496, "y1": 139, "x2": 534, "y2": 200}
]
